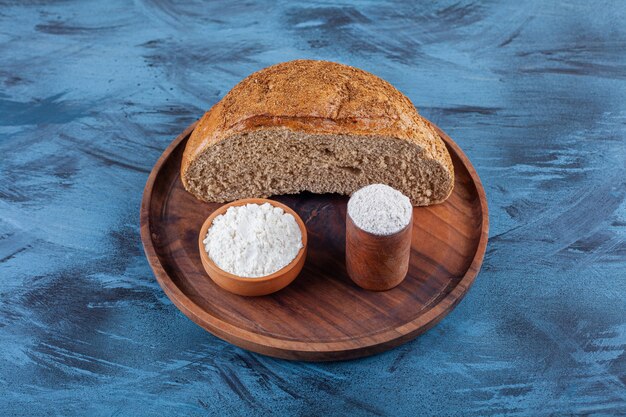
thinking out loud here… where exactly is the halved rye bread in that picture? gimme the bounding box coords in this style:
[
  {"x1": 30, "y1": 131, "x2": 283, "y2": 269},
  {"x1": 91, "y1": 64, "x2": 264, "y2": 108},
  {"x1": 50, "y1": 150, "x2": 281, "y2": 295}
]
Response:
[{"x1": 181, "y1": 60, "x2": 454, "y2": 206}]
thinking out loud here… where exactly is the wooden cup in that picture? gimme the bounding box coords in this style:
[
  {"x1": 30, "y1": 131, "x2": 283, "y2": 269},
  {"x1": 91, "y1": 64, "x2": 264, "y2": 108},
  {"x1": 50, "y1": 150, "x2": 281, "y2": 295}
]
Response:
[{"x1": 345, "y1": 214, "x2": 413, "y2": 291}]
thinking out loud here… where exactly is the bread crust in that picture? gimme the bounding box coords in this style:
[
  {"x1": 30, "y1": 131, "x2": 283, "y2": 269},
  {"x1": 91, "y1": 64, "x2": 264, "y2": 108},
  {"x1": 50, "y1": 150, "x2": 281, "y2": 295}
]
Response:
[{"x1": 181, "y1": 60, "x2": 453, "y2": 198}]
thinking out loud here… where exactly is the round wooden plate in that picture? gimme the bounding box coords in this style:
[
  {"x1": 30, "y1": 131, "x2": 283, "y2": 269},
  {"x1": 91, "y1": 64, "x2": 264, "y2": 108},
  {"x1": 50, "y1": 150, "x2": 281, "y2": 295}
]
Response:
[{"x1": 140, "y1": 121, "x2": 489, "y2": 361}]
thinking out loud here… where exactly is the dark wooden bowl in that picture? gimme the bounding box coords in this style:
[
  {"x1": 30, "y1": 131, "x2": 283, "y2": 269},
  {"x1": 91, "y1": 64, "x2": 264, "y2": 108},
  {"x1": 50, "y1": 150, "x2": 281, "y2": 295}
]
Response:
[
  {"x1": 140, "y1": 121, "x2": 489, "y2": 361},
  {"x1": 197, "y1": 198, "x2": 308, "y2": 296}
]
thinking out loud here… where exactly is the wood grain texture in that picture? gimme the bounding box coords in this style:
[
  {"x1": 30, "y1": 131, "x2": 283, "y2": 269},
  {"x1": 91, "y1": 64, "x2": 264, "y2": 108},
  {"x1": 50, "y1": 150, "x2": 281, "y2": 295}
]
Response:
[
  {"x1": 141, "y1": 121, "x2": 488, "y2": 361},
  {"x1": 346, "y1": 214, "x2": 413, "y2": 291}
]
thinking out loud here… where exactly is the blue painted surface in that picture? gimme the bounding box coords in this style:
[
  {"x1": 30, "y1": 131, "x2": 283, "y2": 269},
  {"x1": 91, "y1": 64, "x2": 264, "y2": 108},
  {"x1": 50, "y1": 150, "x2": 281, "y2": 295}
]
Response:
[{"x1": 1, "y1": 1, "x2": 625, "y2": 415}]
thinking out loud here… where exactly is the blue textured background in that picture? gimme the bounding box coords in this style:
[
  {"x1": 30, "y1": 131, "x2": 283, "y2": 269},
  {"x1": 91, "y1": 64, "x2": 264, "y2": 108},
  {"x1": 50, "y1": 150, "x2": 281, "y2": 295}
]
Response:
[{"x1": 1, "y1": 1, "x2": 625, "y2": 416}]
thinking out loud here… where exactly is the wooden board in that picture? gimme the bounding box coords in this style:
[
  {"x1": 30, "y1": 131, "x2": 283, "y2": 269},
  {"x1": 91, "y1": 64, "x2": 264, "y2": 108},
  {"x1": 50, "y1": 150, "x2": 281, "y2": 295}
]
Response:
[{"x1": 140, "y1": 121, "x2": 489, "y2": 361}]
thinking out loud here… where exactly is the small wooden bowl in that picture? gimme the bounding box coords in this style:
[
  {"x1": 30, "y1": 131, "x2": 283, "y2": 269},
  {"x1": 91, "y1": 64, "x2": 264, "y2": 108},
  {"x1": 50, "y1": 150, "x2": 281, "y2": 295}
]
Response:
[{"x1": 198, "y1": 198, "x2": 308, "y2": 296}]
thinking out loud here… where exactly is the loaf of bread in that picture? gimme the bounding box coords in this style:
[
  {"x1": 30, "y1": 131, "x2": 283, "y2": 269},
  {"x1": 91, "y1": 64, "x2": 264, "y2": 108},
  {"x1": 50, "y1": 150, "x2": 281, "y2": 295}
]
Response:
[{"x1": 181, "y1": 60, "x2": 454, "y2": 206}]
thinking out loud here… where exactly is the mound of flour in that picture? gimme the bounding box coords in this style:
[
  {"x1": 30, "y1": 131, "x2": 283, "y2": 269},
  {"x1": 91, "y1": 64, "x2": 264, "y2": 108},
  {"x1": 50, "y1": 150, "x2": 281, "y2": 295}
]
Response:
[
  {"x1": 203, "y1": 203, "x2": 303, "y2": 278},
  {"x1": 347, "y1": 184, "x2": 413, "y2": 235}
]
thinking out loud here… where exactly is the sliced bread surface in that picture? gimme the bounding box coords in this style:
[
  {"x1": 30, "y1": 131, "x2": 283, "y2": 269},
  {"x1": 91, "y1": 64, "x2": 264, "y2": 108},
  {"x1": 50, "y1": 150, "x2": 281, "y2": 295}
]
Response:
[{"x1": 181, "y1": 60, "x2": 454, "y2": 206}]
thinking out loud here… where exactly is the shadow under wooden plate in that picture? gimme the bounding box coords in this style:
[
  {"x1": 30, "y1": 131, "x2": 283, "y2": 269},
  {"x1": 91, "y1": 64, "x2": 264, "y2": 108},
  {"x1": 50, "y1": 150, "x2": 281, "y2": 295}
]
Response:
[{"x1": 140, "y1": 121, "x2": 489, "y2": 361}]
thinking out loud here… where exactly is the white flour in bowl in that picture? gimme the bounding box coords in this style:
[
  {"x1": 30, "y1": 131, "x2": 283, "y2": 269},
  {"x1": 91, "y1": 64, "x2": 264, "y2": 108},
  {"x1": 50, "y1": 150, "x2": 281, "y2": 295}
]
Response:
[
  {"x1": 347, "y1": 184, "x2": 413, "y2": 235},
  {"x1": 203, "y1": 202, "x2": 303, "y2": 278}
]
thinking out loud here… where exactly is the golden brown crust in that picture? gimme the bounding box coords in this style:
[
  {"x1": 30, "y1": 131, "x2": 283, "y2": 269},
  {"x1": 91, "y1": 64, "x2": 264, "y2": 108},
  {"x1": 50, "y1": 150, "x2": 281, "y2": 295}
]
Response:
[{"x1": 181, "y1": 59, "x2": 453, "y2": 195}]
